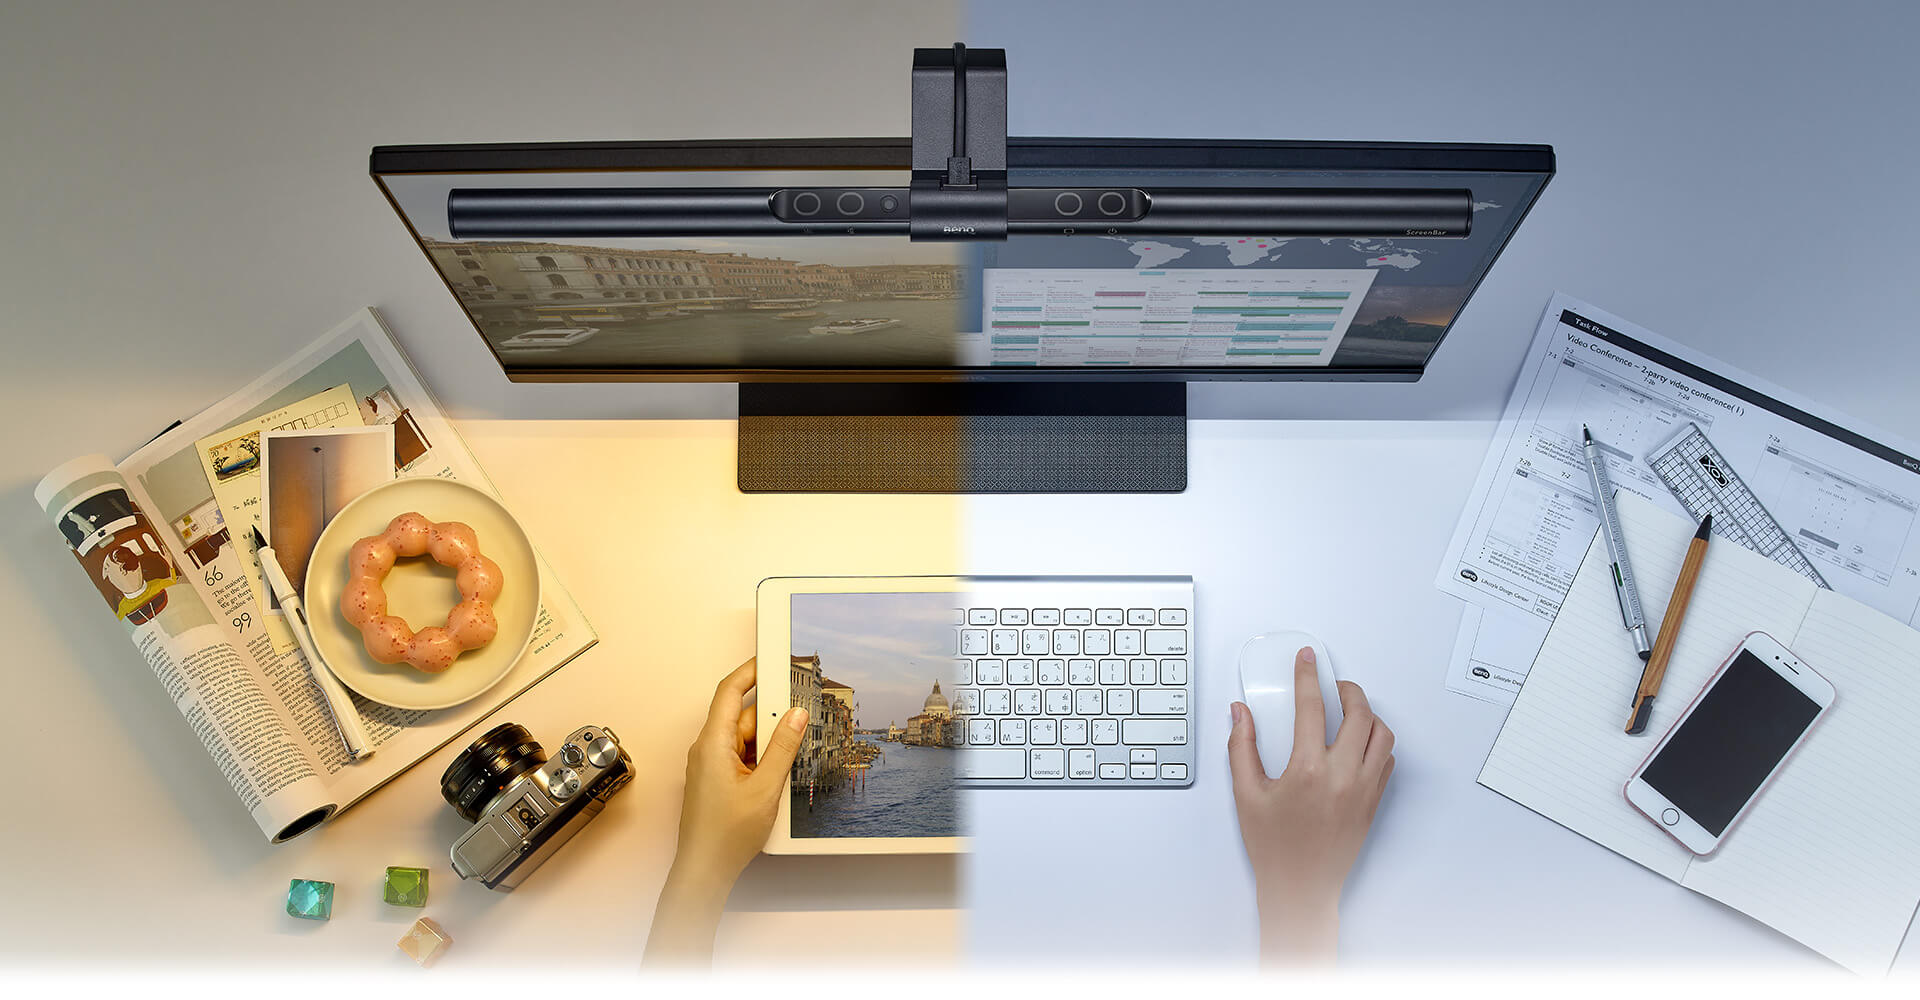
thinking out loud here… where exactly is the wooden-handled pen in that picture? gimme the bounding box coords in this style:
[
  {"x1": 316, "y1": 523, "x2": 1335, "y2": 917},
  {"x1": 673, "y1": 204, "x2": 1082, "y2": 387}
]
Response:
[{"x1": 1627, "y1": 513, "x2": 1712, "y2": 735}]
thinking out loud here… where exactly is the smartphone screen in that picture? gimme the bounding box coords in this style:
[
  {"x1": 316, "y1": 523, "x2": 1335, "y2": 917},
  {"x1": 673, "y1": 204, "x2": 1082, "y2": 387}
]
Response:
[{"x1": 1639, "y1": 650, "x2": 1823, "y2": 836}]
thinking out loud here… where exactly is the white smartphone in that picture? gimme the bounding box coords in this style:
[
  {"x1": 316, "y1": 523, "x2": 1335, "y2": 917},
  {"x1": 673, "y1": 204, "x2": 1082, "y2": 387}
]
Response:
[{"x1": 1624, "y1": 631, "x2": 1834, "y2": 855}]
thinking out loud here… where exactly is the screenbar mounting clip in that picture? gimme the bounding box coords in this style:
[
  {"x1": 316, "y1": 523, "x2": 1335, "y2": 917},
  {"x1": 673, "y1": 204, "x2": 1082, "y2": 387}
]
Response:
[{"x1": 909, "y1": 43, "x2": 1008, "y2": 241}]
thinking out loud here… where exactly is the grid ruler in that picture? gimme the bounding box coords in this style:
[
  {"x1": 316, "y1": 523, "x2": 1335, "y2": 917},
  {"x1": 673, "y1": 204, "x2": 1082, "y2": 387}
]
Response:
[{"x1": 1646, "y1": 422, "x2": 1830, "y2": 588}]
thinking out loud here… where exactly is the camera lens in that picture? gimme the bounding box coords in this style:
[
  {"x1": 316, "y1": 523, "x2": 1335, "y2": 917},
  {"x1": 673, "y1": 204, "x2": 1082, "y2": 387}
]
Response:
[{"x1": 441, "y1": 722, "x2": 547, "y2": 823}]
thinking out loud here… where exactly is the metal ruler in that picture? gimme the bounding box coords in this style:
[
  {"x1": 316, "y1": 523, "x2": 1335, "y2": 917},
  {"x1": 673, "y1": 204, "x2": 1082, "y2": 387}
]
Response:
[{"x1": 1646, "y1": 422, "x2": 1829, "y2": 588}]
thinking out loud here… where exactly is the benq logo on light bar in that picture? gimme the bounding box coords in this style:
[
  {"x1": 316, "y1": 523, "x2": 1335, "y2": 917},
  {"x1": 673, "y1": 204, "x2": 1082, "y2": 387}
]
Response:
[{"x1": 943, "y1": 225, "x2": 976, "y2": 234}]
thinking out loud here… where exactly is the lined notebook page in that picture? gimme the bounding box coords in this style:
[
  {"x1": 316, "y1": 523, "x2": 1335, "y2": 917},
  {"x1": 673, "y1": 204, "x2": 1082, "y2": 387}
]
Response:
[
  {"x1": 1479, "y1": 494, "x2": 1818, "y2": 883},
  {"x1": 1681, "y1": 590, "x2": 1920, "y2": 974}
]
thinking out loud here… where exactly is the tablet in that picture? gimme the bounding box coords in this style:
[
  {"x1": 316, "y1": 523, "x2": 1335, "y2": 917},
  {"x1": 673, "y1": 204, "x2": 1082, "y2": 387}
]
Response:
[{"x1": 756, "y1": 576, "x2": 965, "y2": 855}]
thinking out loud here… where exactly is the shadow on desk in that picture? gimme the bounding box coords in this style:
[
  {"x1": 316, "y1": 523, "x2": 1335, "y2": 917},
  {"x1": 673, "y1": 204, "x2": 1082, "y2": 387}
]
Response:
[{"x1": 728, "y1": 853, "x2": 957, "y2": 913}]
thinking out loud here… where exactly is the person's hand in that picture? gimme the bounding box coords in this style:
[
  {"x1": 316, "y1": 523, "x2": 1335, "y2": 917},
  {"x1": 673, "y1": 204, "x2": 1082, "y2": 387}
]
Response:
[
  {"x1": 1227, "y1": 645, "x2": 1394, "y2": 964},
  {"x1": 645, "y1": 658, "x2": 807, "y2": 965}
]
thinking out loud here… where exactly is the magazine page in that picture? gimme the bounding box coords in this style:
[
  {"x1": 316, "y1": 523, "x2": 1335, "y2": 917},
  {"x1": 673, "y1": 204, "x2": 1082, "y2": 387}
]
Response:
[
  {"x1": 35, "y1": 455, "x2": 339, "y2": 843},
  {"x1": 117, "y1": 308, "x2": 597, "y2": 809}
]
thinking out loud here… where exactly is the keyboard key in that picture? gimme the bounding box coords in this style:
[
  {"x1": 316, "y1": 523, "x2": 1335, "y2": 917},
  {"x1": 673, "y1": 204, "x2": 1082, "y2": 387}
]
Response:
[
  {"x1": 957, "y1": 660, "x2": 974, "y2": 684},
  {"x1": 967, "y1": 609, "x2": 996, "y2": 625},
  {"x1": 1030, "y1": 719, "x2": 1058, "y2": 744},
  {"x1": 983, "y1": 690, "x2": 1011, "y2": 715},
  {"x1": 1145, "y1": 629, "x2": 1187, "y2": 655},
  {"x1": 1098, "y1": 659, "x2": 1125, "y2": 685},
  {"x1": 1082, "y1": 629, "x2": 1110, "y2": 655},
  {"x1": 1096, "y1": 609, "x2": 1123, "y2": 625},
  {"x1": 1022, "y1": 629, "x2": 1049, "y2": 655},
  {"x1": 967, "y1": 720, "x2": 997, "y2": 746},
  {"x1": 1130, "y1": 764, "x2": 1156, "y2": 779},
  {"x1": 1159, "y1": 764, "x2": 1188, "y2": 781},
  {"x1": 1075, "y1": 690, "x2": 1103, "y2": 715},
  {"x1": 952, "y1": 609, "x2": 966, "y2": 625},
  {"x1": 998, "y1": 719, "x2": 1026, "y2": 744},
  {"x1": 1032, "y1": 609, "x2": 1061, "y2": 625},
  {"x1": 1127, "y1": 609, "x2": 1155, "y2": 626},
  {"x1": 1060, "y1": 719, "x2": 1088, "y2": 744},
  {"x1": 1122, "y1": 719, "x2": 1187, "y2": 745},
  {"x1": 1014, "y1": 689, "x2": 1040, "y2": 715},
  {"x1": 1068, "y1": 659, "x2": 1095, "y2": 684},
  {"x1": 1099, "y1": 763, "x2": 1127, "y2": 779},
  {"x1": 1045, "y1": 689, "x2": 1073, "y2": 715},
  {"x1": 1160, "y1": 658, "x2": 1188, "y2": 685},
  {"x1": 1138, "y1": 690, "x2": 1188, "y2": 715},
  {"x1": 1130, "y1": 658, "x2": 1155, "y2": 685},
  {"x1": 1131, "y1": 748, "x2": 1157, "y2": 764},
  {"x1": 960, "y1": 629, "x2": 987, "y2": 655},
  {"x1": 975, "y1": 659, "x2": 1004, "y2": 684},
  {"x1": 957, "y1": 747, "x2": 1025, "y2": 778},
  {"x1": 1000, "y1": 608, "x2": 1029, "y2": 625},
  {"x1": 1069, "y1": 748, "x2": 1096, "y2": 778},
  {"x1": 1007, "y1": 659, "x2": 1034, "y2": 684},
  {"x1": 1114, "y1": 630, "x2": 1142, "y2": 655},
  {"x1": 1052, "y1": 629, "x2": 1081, "y2": 655},
  {"x1": 1092, "y1": 719, "x2": 1118, "y2": 745},
  {"x1": 991, "y1": 629, "x2": 1019, "y2": 655},
  {"x1": 1158, "y1": 608, "x2": 1187, "y2": 626},
  {"x1": 1029, "y1": 748, "x2": 1065, "y2": 778},
  {"x1": 955, "y1": 689, "x2": 980, "y2": 714},
  {"x1": 1064, "y1": 609, "x2": 1093, "y2": 626},
  {"x1": 1036, "y1": 659, "x2": 1065, "y2": 685},
  {"x1": 1106, "y1": 689, "x2": 1134, "y2": 715}
]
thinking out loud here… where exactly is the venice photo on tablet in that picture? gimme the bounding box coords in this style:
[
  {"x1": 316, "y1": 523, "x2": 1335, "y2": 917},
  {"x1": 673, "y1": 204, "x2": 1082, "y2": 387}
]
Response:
[{"x1": 788, "y1": 591, "x2": 960, "y2": 839}]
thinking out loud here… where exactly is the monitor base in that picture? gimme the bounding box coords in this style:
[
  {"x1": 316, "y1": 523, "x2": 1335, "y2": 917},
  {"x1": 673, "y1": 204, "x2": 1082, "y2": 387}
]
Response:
[{"x1": 737, "y1": 382, "x2": 1186, "y2": 493}]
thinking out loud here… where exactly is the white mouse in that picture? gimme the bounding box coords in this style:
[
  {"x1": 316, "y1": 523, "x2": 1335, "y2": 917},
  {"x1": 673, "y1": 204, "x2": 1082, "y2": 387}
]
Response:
[{"x1": 1238, "y1": 630, "x2": 1344, "y2": 776}]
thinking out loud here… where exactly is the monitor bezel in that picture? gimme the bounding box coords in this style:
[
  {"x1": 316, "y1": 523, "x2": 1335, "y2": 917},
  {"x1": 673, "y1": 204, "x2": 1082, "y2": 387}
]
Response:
[{"x1": 370, "y1": 137, "x2": 1553, "y2": 383}]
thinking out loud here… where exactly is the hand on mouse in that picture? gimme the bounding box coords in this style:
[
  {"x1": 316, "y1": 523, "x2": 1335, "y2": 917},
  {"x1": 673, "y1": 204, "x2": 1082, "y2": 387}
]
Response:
[
  {"x1": 645, "y1": 659, "x2": 808, "y2": 965},
  {"x1": 1227, "y1": 645, "x2": 1395, "y2": 965}
]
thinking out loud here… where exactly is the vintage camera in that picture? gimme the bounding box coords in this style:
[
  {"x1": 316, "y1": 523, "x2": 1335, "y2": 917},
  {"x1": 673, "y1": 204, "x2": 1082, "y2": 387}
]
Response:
[{"x1": 442, "y1": 722, "x2": 632, "y2": 891}]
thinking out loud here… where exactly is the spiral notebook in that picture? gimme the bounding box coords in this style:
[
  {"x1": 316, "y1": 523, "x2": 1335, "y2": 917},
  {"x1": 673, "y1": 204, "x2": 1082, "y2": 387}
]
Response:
[{"x1": 1479, "y1": 492, "x2": 1920, "y2": 974}]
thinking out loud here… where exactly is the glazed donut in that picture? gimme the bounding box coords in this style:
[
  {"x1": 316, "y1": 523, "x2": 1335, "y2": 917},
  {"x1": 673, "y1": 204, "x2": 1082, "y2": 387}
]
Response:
[{"x1": 339, "y1": 512, "x2": 502, "y2": 673}]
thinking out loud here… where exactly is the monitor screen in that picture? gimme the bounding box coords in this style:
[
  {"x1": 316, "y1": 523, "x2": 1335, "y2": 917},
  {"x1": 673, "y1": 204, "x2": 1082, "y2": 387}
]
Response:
[{"x1": 372, "y1": 139, "x2": 1551, "y2": 380}]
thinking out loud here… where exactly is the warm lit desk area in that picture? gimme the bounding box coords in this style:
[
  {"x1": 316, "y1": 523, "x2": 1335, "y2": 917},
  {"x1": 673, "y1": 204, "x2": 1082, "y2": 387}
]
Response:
[{"x1": 7, "y1": 0, "x2": 1920, "y2": 979}]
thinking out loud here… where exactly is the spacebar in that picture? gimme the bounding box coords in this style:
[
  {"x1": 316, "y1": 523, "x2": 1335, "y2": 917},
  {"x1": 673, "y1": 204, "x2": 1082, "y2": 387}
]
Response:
[{"x1": 955, "y1": 748, "x2": 1027, "y2": 778}]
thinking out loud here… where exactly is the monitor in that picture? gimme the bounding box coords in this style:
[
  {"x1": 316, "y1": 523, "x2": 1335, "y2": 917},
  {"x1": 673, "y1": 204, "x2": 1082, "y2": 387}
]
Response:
[{"x1": 372, "y1": 137, "x2": 1553, "y2": 490}]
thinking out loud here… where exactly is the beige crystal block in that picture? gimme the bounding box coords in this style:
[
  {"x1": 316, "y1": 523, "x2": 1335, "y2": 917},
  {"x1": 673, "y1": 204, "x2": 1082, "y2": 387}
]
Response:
[{"x1": 396, "y1": 916, "x2": 452, "y2": 967}]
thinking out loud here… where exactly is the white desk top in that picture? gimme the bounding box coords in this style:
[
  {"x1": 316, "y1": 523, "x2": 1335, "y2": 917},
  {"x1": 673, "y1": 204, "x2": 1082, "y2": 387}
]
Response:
[{"x1": 5, "y1": 0, "x2": 1919, "y2": 975}]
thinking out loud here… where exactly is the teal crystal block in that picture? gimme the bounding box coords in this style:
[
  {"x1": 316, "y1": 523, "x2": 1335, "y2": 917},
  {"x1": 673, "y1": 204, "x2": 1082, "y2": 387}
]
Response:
[
  {"x1": 383, "y1": 866, "x2": 428, "y2": 907},
  {"x1": 286, "y1": 878, "x2": 334, "y2": 920}
]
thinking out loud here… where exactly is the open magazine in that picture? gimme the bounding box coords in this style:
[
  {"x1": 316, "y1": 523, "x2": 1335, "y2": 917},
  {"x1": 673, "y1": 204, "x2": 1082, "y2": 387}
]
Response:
[{"x1": 34, "y1": 309, "x2": 596, "y2": 842}]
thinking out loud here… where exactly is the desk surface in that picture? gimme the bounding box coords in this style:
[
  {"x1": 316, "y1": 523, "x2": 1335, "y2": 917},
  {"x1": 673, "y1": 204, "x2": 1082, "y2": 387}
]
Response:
[{"x1": 5, "y1": 0, "x2": 1920, "y2": 976}]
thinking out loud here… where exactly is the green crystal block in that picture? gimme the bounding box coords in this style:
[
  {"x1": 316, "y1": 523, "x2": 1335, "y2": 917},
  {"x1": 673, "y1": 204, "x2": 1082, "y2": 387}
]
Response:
[
  {"x1": 383, "y1": 866, "x2": 429, "y2": 907},
  {"x1": 286, "y1": 878, "x2": 334, "y2": 920}
]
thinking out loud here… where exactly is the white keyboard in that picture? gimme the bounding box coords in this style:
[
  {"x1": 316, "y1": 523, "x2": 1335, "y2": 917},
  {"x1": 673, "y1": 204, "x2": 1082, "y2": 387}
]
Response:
[{"x1": 953, "y1": 577, "x2": 1194, "y2": 787}]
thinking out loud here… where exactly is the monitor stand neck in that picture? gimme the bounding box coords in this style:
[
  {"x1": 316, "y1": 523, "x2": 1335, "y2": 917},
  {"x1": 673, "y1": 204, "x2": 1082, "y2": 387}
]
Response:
[{"x1": 736, "y1": 382, "x2": 1186, "y2": 493}]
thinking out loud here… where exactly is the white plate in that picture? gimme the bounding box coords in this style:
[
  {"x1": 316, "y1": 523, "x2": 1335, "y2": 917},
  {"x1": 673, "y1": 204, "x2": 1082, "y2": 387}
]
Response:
[{"x1": 304, "y1": 477, "x2": 540, "y2": 710}]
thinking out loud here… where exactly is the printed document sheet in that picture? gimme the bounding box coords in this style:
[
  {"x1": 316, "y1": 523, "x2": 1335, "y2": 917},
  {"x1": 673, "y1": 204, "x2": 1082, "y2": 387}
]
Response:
[{"x1": 1439, "y1": 293, "x2": 1920, "y2": 703}]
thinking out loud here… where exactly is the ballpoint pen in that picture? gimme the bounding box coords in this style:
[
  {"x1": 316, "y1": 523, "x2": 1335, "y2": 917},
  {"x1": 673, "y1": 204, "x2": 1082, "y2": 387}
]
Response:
[
  {"x1": 1582, "y1": 426, "x2": 1652, "y2": 661},
  {"x1": 251, "y1": 526, "x2": 374, "y2": 760}
]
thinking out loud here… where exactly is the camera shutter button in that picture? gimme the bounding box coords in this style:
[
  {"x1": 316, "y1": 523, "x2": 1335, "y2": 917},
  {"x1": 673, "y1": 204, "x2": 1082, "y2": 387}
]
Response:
[{"x1": 560, "y1": 743, "x2": 586, "y2": 767}]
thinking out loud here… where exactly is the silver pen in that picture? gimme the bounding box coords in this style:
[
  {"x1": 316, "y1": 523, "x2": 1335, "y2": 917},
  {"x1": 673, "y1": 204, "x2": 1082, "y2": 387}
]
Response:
[
  {"x1": 251, "y1": 526, "x2": 375, "y2": 760},
  {"x1": 1582, "y1": 426, "x2": 1652, "y2": 661}
]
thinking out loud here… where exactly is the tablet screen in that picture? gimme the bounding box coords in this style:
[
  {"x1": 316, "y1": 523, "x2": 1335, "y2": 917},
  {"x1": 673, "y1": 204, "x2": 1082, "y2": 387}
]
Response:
[{"x1": 787, "y1": 591, "x2": 960, "y2": 839}]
